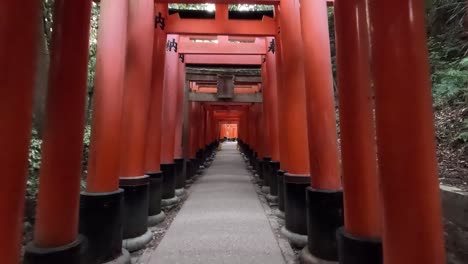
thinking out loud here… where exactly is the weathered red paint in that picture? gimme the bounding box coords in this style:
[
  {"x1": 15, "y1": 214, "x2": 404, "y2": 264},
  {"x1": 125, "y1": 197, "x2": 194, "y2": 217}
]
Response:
[
  {"x1": 179, "y1": 35, "x2": 266, "y2": 55},
  {"x1": 278, "y1": 0, "x2": 309, "y2": 175},
  {"x1": 174, "y1": 58, "x2": 185, "y2": 159},
  {"x1": 120, "y1": 0, "x2": 155, "y2": 178},
  {"x1": 166, "y1": 4, "x2": 276, "y2": 35},
  {"x1": 275, "y1": 6, "x2": 289, "y2": 171},
  {"x1": 265, "y1": 37, "x2": 280, "y2": 162},
  {"x1": 369, "y1": 0, "x2": 446, "y2": 262},
  {"x1": 161, "y1": 34, "x2": 180, "y2": 164},
  {"x1": 334, "y1": 0, "x2": 381, "y2": 238},
  {"x1": 184, "y1": 54, "x2": 263, "y2": 65},
  {"x1": 299, "y1": 0, "x2": 340, "y2": 189},
  {"x1": 145, "y1": 3, "x2": 167, "y2": 173},
  {"x1": 0, "y1": 1, "x2": 39, "y2": 262},
  {"x1": 87, "y1": 0, "x2": 128, "y2": 193},
  {"x1": 34, "y1": 0, "x2": 92, "y2": 247}
]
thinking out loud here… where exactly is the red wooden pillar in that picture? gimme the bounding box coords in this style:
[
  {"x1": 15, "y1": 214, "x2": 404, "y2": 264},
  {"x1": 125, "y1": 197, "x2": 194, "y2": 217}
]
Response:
[
  {"x1": 119, "y1": 0, "x2": 155, "y2": 249},
  {"x1": 369, "y1": 0, "x2": 446, "y2": 262},
  {"x1": 25, "y1": 0, "x2": 91, "y2": 262},
  {"x1": 275, "y1": 9, "x2": 289, "y2": 173},
  {"x1": 334, "y1": 0, "x2": 383, "y2": 262},
  {"x1": 275, "y1": 11, "x2": 290, "y2": 218},
  {"x1": 145, "y1": 3, "x2": 168, "y2": 174},
  {"x1": 278, "y1": 0, "x2": 310, "y2": 247},
  {"x1": 265, "y1": 37, "x2": 281, "y2": 200},
  {"x1": 86, "y1": 0, "x2": 128, "y2": 193},
  {"x1": 174, "y1": 50, "x2": 186, "y2": 193},
  {"x1": 160, "y1": 34, "x2": 180, "y2": 202},
  {"x1": 174, "y1": 58, "x2": 185, "y2": 158},
  {"x1": 0, "y1": 2, "x2": 39, "y2": 263},
  {"x1": 261, "y1": 63, "x2": 271, "y2": 159},
  {"x1": 265, "y1": 37, "x2": 281, "y2": 166},
  {"x1": 299, "y1": 0, "x2": 343, "y2": 260},
  {"x1": 79, "y1": 0, "x2": 130, "y2": 262}
]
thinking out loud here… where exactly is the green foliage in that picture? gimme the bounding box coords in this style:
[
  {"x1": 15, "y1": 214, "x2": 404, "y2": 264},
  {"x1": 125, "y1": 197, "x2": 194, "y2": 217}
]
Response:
[
  {"x1": 431, "y1": 56, "x2": 468, "y2": 104},
  {"x1": 26, "y1": 126, "x2": 91, "y2": 199},
  {"x1": 82, "y1": 125, "x2": 92, "y2": 177}
]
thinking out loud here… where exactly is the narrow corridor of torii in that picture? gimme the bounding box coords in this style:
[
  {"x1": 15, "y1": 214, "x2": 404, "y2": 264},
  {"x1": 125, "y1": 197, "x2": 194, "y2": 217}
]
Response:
[{"x1": 1, "y1": 0, "x2": 445, "y2": 264}]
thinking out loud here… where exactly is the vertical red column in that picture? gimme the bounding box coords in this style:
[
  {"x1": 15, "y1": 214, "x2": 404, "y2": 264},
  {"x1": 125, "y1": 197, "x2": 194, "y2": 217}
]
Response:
[
  {"x1": 145, "y1": 3, "x2": 168, "y2": 227},
  {"x1": 161, "y1": 35, "x2": 179, "y2": 163},
  {"x1": 145, "y1": 3, "x2": 167, "y2": 174},
  {"x1": 369, "y1": 0, "x2": 446, "y2": 263},
  {"x1": 174, "y1": 51, "x2": 186, "y2": 193},
  {"x1": 119, "y1": 0, "x2": 155, "y2": 249},
  {"x1": 79, "y1": 0, "x2": 130, "y2": 262},
  {"x1": 26, "y1": 0, "x2": 91, "y2": 261},
  {"x1": 120, "y1": 0, "x2": 154, "y2": 180},
  {"x1": 0, "y1": 1, "x2": 39, "y2": 263},
  {"x1": 275, "y1": 7, "x2": 289, "y2": 174},
  {"x1": 160, "y1": 34, "x2": 180, "y2": 202},
  {"x1": 261, "y1": 63, "x2": 271, "y2": 158},
  {"x1": 87, "y1": 0, "x2": 128, "y2": 193},
  {"x1": 265, "y1": 37, "x2": 281, "y2": 165},
  {"x1": 299, "y1": 0, "x2": 343, "y2": 260},
  {"x1": 174, "y1": 59, "x2": 185, "y2": 157},
  {"x1": 265, "y1": 37, "x2": 281, "y2": 201},
  {"x1": 334, "y1": 0, "x2": 382, "y2": 261},
  {"x1": 278, "y1": 0, "x2": 310, "y2": 248}
]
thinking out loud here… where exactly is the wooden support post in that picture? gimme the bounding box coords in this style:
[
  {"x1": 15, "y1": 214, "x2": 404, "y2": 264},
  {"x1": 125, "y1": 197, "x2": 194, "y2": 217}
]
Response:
[
  {"x1": 0, "y1": 1, "x2": 39, "y2": 263},
  {"x1": 118, "y1": 0, "x2": 155, "y2": 249},
  {"x1": 145, "y1": 3, "x2": 168, "y2": 174},
  {"x1": 79, "y1": 0, "x2": 130, "y2": 262},
  {"x1": 87, "y1": 0, "x2": 128, "y2": 193},
  {"x1": 334, "y1": 0, "x2": 383, "y2": 262},
  {"x1": 369, "y1": 0, "x2": 446, "y2": 262},
  {"x1": 299, "y1": 0, "x2": 343, "y2": 261},
  {"x1": 161, "y1": 34, "x2": 180, "y2": 165},
  {"x1": 278, "y1": 0, "x2": 310, "y2": 247},
  {"x1": 160, "y1": 34, "x2": 180, "y2": 201},
  {"x1": 26, "y1": 0, "x2": 91, "y2": 261}
]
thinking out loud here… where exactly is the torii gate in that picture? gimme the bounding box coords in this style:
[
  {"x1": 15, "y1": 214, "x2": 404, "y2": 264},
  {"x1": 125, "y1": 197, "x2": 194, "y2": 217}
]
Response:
[{"x1": 1, "y1": 0, "x2": 445, "y2": 264}]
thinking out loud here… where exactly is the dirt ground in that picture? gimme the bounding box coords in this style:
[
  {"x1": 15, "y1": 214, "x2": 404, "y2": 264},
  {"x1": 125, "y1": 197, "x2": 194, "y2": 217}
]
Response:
[{"x1": 434, "y1": 103, "x2": 468, "y2": 190}]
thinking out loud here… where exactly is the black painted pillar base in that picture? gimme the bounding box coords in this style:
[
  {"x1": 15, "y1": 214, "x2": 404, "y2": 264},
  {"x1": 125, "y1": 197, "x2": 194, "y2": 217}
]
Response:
[
  {"x1": 119, "y1": 176, "x2": 151, "y2": 252},
  {"x1": 196, "y1": 149, "x2": 203, "y2": 169},
  {"x1": 277, "y1": 170, "x2": 286, "y2": 213},
  {"x1": 185, "y1": 159, "x2": 192, "y2": 182},
  {"x1": 269, "y1": 161, "x2": 280, "y2": 196},
  {"x1": 24, "y1": 236, "x2": 85, "y2": 264},
  {"x1": 262, "y1": 156, "x2": 272, "y2": 187},
  {"x1": 306, "y1": 187, "x2": 344, "y2": 261},
  {"x1": 283, "y1": 173, "x2": 310, "y2": 248},
  {"x1": 190, "y1": 158, "x2": 198, "y2": 177},
  {"x1": 257, "y1": 157, "x2": 264, "y2": 180},
  {"x1": 160, "y1": 163, "x2": 176, "y2": 200},
  {"x1": 147, "y1": 172, "x2": 164, "y2": 226},
  {"x1": 336, "y1": 227, "x2": 383, "y2": 264},
  {"x1": 78, "y1": 189, "x2": 124, "y2": 264},
  {"x1": 174, "y1": 158, "x2": 185, "y2": 190}
]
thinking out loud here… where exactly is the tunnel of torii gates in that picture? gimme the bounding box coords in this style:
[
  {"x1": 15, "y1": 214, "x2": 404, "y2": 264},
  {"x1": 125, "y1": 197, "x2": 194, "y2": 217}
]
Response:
[{"x1": 1, "y1": 0, "x2": 445, "y2": 263}]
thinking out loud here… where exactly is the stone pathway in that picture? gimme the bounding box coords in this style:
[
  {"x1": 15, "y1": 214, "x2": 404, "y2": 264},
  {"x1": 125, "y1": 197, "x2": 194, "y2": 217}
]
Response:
[{"x1": 147, "y1": 142, "x2": 287, "y2": 264}]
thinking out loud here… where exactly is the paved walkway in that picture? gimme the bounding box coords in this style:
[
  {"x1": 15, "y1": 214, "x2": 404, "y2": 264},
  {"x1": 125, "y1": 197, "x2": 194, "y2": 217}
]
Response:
[{"x1": 148, "y1": 142, "x2": 286, "y2": 264}]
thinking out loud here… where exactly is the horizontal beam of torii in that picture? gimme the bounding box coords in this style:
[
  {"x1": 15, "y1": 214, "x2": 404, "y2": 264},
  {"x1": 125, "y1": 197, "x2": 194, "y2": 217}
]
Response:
[
  {"x1": 178, "y1": 35, "x2": 267, "y2": 55},
  {"x1": 166, "y1": 3, "x2": 275, "y2": 35},
  {"x1": 156, "y1": 0, "x2": 334, "y2": 4},
  {"x1": 184, "y1": 54, "x2": 263, "y2": 65},
  {"x1": 156, "y1": 0, "x2": 279, "y2": 4}
]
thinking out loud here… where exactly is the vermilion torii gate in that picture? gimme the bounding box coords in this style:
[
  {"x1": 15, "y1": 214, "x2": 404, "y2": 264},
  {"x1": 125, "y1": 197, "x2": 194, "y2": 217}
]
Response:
[{"x1": 1, "y1": 0, "x2": 445, "y2": 264}]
